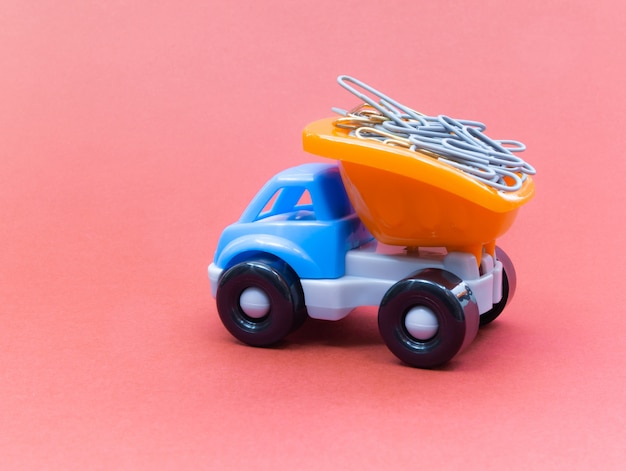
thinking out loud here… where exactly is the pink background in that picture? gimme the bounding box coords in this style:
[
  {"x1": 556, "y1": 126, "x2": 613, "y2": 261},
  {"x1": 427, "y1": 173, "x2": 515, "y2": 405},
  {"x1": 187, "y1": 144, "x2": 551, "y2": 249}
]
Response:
[{"x1": 2, "y1": 1, "x2": 625, "y2": 469}]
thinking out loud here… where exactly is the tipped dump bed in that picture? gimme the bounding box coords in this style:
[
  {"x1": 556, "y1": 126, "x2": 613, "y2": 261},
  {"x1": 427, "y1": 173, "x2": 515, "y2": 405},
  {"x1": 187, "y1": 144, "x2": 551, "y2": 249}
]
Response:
[{"x1": 303, "y1": 117, "x2": 535, "y2": 261}]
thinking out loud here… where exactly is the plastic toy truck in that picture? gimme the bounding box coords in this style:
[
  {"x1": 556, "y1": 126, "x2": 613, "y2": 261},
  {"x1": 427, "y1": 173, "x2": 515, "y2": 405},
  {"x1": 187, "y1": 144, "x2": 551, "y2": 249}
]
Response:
[{"x1": 209, "y1": 117, "x2": 534, "y2": 368}]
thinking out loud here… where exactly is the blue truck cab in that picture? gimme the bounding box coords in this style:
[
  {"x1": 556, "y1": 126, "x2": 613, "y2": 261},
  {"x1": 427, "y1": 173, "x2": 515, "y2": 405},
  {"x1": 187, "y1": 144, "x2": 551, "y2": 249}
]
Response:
[{"x1": 210, "y1": 162, "x2": 373, "y2": 288}]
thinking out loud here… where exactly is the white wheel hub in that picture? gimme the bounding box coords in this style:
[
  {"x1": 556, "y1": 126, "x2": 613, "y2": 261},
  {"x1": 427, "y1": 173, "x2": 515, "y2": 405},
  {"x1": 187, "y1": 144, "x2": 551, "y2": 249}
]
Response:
[
  {"x1": 405, "y1": 306, "x2": 439, "y2": 340},
  {"x1": 239, "y1": 287, "x2": 271, "y2": 318}
]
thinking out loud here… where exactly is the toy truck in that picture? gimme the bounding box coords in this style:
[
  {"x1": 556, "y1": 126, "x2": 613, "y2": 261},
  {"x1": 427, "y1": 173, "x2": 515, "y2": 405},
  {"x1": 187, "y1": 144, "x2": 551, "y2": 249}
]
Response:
[{"x1": 209, "y1": 117, "x2": 534, "y2": 368}]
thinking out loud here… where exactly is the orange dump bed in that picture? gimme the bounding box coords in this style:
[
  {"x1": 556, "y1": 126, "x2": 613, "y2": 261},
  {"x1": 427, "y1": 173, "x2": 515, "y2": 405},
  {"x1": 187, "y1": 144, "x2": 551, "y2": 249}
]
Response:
[{"x1": 302, "y1": 117, "x2": 535, "y2": 261}]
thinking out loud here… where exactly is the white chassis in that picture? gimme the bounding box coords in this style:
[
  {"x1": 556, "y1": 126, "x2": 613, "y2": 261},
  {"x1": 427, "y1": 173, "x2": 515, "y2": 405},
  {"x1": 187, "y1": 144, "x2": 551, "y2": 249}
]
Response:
[{"x1": 209, "y1": 240, "x2": 502, "y2": 322}]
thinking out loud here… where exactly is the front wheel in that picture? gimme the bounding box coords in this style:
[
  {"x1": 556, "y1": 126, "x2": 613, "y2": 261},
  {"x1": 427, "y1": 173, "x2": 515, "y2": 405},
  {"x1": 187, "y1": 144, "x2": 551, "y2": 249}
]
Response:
[
  {"x1": 378, "y1": 269, "x2": 479, "y2": 368},
  {"x1": 216, "y1": 257, "x2": 307, "y2": 347}
]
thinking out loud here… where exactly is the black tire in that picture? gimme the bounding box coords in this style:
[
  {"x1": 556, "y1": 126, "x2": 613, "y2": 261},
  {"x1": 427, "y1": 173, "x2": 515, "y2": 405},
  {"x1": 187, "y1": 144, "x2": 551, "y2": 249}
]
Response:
[
  {"x1": 479, "y1": 247, "x2": 517, "y2": 326},
  {"x1": 216, "y1": 257, "x2": 307, "y2": 347},
  {"x1": 378, "y1": 269, "x2": 479, "y2": 368}
]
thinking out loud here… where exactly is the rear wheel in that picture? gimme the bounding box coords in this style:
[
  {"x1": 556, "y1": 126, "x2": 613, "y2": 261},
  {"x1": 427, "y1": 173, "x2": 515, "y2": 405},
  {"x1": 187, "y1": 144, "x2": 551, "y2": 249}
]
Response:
[
  {"x1": 216, "y1": 257, "x2": 307, "y2": 346},
  {"x1": 480, "y1": 247, "x2": 517, "y2": 326},
  {"x1": 378, "y1": 269, "x2": 479, "y2": 368}
]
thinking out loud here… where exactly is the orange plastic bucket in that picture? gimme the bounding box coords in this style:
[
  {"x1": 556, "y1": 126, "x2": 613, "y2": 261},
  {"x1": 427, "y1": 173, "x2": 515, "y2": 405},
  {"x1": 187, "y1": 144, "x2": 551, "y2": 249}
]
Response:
[{"x1": 303, "y1": 118, "x2": 535, "y2": 262}]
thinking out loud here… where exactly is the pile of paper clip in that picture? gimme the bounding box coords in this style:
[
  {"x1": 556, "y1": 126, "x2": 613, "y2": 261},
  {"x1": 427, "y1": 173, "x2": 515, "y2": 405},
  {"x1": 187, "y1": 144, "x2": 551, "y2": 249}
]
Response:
[{"x1": 332, "y1": 75, "x2": 536, "y2": 192}]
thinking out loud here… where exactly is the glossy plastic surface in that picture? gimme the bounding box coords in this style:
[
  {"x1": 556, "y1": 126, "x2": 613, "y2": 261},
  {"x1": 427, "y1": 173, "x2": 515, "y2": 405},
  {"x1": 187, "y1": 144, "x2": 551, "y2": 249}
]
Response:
[
  {"x1": 216, "y1": 256, "x2": 307, "y2": 346},
  {"x1": 378, "y1": 268, "x2": 480, "y2": 368},
  {"x1": 303, "y1": 118, "x2": 535, "y2": 260},
  {"x1": 212, "y1": 163, "x2": 373, "y2": 279}
]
